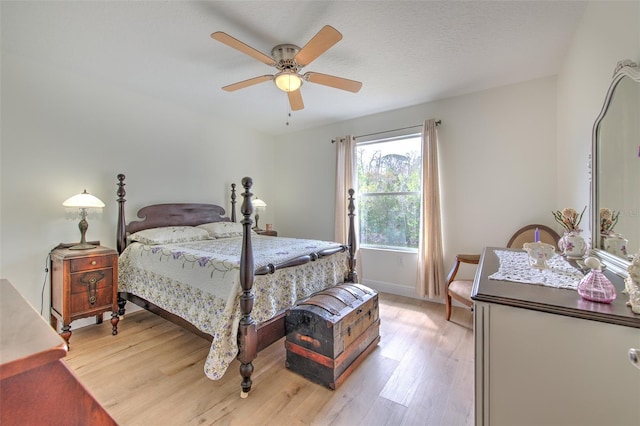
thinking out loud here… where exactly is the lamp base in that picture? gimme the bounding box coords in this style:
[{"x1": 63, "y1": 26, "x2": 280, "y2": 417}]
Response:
[{"x1": 69, "y1": 243, "x2": 98, "y2": 250}]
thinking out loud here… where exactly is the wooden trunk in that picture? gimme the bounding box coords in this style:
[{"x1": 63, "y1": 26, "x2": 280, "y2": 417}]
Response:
[{"x1": 285, "y1": 283, "x2": 380, "y2": 389}]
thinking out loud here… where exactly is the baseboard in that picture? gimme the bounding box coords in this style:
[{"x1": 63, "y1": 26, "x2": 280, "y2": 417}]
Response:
[
  {"x1": 360, "y1": 278, "x2": 462, "y2": 307},
  {"x1": 360, "y1": 278, "x2": 421, "y2": 300}
]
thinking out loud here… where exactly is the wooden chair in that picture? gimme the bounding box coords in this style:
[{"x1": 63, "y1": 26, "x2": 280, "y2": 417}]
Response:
[
  {"x1": 506, "y1": 224, "x2": 561, "y2": 250},
  {"x1": 445, "y1": 224, "x2": 561, "y2": 321},
  {"x1": 445, "y1": 254, "x2": 480, "y2": 321}
]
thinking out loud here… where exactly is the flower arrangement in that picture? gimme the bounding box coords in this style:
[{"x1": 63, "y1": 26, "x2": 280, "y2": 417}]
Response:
[
  {"x1": 552, "y1": 206, "x2": 586, "y2": 233},
  {"x1": 599, "y1": 207, "x2": 620, "y2": 235}
]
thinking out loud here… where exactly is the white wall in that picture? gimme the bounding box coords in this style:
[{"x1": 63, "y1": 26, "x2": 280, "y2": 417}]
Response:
[
  {"x1": 0, "y1": 52, "x2": 276, "y2": 311},
  {"x1": 275, "y1": 76, "x2": 558, "y2": 297},
  {"x1": 556, "y1": 1, "x2": 640, "y2": 245}
]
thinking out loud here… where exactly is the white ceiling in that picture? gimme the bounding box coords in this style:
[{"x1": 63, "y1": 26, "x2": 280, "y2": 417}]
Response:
[{"x1": 2, "y1": 1, "x2": 586, "y2": 135}]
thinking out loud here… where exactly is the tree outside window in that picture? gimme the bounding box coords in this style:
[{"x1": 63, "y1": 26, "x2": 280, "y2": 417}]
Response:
[{"x1": 356, "y1": 135, "x2": 422, "y2": 251}]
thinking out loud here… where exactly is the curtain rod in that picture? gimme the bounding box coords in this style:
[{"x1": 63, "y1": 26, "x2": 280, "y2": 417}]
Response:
[{"x1": 331, "y1": 120, "x2": 441, "y2": 143}]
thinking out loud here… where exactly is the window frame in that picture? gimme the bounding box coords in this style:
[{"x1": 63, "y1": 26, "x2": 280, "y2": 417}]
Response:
[{"x1": 355, "y1": 131, "x2": 422, "y2": 252}]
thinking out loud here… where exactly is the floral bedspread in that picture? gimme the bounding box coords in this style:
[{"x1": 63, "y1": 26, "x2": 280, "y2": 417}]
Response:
[{"x1": 118, "y1": 235, "x2": 348, "y2": 379}]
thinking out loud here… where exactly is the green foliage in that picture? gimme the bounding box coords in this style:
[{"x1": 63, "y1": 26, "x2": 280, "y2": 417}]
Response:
[{"x1": 356, "y1": 138, "x2": 422, "y2": 249}]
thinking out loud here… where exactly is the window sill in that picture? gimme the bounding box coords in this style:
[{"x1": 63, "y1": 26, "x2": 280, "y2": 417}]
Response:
[{"x1": 360, "y1": 246, "x2": 418, "y2": 254}]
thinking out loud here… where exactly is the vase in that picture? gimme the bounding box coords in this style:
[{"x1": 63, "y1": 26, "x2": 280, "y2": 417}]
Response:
[
  {"x1": 558, "y1": 231, "x2": 586, "y2": 259},
  {"x1": 603, "y1": 233, "x2": 628, "y2": 257}
]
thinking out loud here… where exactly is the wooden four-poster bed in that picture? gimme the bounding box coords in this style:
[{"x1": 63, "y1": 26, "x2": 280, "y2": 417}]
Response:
[{"x1": 114, "y1": 174, "x2": 357, "y2": 397}]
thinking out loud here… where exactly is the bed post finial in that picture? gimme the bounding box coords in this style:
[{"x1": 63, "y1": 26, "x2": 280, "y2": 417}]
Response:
[
  {"x1": 116, "y1": 174, "x2": 127, "y2": 254},
  {"x1": 347, "y1": 188, "x2": 358, "y2": 283},
  {"x1": 231, "y1": 183, "x2": 237, "y2": 223},
  {"x1": 238, "y1": 176, "x2": 256, "y2": 397}
]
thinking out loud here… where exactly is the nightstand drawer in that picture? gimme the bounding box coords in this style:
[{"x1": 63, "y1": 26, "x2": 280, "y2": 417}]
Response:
[
  {"x1": 69, "y1": 255, "x2": 115, "y2": 273},
  {"x1": 70, "y1": 270, "x2": 113, "y2": 294},
  {"x1": 70, "y1": 286, "x2": 114, "y2": 313}
]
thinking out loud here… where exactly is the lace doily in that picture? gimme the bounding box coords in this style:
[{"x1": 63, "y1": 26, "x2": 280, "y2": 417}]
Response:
[{"x1": 489, "y1": 250, "x2": 584, "y2": 289}]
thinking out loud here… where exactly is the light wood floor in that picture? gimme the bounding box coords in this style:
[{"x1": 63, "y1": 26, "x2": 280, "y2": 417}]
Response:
[{"x1": 65, "y1": 293, "x2": 474, "y2": 426}]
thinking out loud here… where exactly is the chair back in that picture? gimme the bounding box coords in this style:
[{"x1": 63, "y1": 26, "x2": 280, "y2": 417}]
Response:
[{"x1": 507, "y1": 224, "x2": 561, "y2": 250}]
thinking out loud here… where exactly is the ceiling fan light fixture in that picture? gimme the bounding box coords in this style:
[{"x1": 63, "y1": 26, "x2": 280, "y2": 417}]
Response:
[
  {"x1": 274, "y1": 71, "x2": 303, "y2": 92},
  {"x1": 212, "y1": 26, "x2": 361, "y2": 111}
]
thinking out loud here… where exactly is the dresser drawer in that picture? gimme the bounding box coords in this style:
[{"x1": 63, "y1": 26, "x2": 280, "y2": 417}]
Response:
[
  {"x1": 69, "y1": 255, "x2": 115, "y2": 273},
  {"x1": 70, "y1": 286, "x2": 114, "y2": 314},
  {"x1": 70, "y1": 269, "x2": 113, "y2": 295}
]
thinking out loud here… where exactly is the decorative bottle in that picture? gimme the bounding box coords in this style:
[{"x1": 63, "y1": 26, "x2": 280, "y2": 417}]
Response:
[{"x1": 577, "y1": 257, "x2": 616, "y2": 303}]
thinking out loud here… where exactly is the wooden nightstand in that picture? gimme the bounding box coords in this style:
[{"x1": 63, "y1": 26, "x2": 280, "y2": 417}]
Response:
[
  {"x1": 256, "y1": 229, "x2": 278, "y2": 236},
  {"x1": 50, "y1": 246, "x2": 119, "y2": 346}
]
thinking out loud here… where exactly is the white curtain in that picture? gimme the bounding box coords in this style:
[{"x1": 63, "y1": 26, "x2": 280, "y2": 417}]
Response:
[
  {"x1": 417, "y1": 119, "x2": 445, "y2": 299},
  {"x1": 334, "y1": 135, "x2": 356, "y2": 243},
  {"x1": 334, "y1": 135, "x2": 361, "y2": 280}
]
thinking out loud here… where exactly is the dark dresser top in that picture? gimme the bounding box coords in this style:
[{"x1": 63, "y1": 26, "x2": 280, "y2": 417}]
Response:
[{"x1": 471, "y1": 247, "x2": 640, "y2": 329}]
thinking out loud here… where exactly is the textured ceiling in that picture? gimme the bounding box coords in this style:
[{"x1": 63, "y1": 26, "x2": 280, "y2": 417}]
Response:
[{"x1": 2, "y1": 1, "x2": 586, "y2": 135}]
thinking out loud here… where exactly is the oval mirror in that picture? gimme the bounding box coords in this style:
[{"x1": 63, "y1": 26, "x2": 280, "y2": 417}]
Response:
[{"x1": 591, "y1": 60, "x2": 640, "y2": 276}]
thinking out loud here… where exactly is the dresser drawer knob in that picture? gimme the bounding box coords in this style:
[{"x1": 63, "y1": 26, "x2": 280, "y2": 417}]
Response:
[{"x1": 91, "y1": 260, "x2": 97, "y2": 266}]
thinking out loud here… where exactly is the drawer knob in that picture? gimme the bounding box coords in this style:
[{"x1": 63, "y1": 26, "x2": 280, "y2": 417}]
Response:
[{"x1": 91, "y1": 260, "x2": 97, "y2": 266}]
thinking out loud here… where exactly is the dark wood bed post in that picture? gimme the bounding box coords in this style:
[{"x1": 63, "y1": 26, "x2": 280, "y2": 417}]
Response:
[
  {"x1": 237, "y1": 177, "x2": 257, "y2": 398},
  {"x1": 116, "y1": 174, "x2": 127, "y2": 255},
  {"x1": 116, "y1": 174, "x2": 128, "y2": 316},
  {"x1": 347, "y1": 188, "x2": 358, "y2": 283},
  {"x1": 230, "y1": 183, "x2": 236, "y2": 223}
]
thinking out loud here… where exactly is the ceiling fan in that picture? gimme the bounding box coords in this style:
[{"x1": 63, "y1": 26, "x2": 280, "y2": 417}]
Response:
[{"x1": 211, "y1": 25, "x2": 362, "y2": 111}]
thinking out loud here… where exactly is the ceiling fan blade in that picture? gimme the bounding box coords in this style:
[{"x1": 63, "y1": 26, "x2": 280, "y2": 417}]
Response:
[
  {"x1": 211, "y1": 32, "x2": 275, "y2": 66},
  {"x1": 294, "y1": 25, "x2": 342, "y2": 67},
  {"x1": 305, "y1": 72, "x2": 363, "y2": 93},
  {"x1": 288, "y1": 90, "x2": 304, "y2": 111},
  {"x1": 222, "y1": 75, "x2": 273, "y2": 92}
]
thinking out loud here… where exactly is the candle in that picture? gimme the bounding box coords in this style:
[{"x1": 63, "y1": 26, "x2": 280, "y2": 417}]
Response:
[{"x1": 534, "y1": 227, "x2": 540, "y2": 242}]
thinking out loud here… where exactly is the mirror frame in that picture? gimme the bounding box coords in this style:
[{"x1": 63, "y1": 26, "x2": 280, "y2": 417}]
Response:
[{"x1": 591, "y1": 59, "x2": 640, "y2": 277}]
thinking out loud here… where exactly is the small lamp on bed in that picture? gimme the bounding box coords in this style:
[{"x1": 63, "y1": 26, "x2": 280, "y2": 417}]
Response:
[
  {"x1": 252, "y1": 198, "x2": 267, "y2": 231},
  {"x1": 63, "y1": 189, "x2": 105, "y2": 250}
]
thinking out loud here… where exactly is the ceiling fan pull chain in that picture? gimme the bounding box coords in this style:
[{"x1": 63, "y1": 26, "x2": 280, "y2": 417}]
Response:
[{"x1": 286, "y1": 99, "x2": 291, "y2": 126}]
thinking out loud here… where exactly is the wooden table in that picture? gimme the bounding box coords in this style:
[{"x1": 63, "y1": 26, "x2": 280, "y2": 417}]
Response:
[{"x1": 0, "y1": 279, "x2": 116, "y2": 425}]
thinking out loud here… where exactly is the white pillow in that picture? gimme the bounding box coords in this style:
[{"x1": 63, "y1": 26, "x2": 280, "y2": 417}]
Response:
[
  {"x1": 128, "y1": 226, "x2": 210, "y2": 245},
  {"x1": 197, "y1": 221, "x2": 255, "y2": 238}
]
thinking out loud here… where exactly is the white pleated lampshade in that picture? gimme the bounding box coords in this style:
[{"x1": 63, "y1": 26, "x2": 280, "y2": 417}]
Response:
[
  {"x1": 63, "y1": 190, "x2": 105, "y2": 208},
  {"x1": 253, "y1": 198, "x2": 267, "y2": 208}
]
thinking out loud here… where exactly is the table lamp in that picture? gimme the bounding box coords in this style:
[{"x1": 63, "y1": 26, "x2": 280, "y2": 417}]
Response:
[
  {"x1": 63, "y1": 189, "x2": 105, "y2": 250},
  {"x1": 252, "y1": 198, "x2": 267, "y2": 231}
]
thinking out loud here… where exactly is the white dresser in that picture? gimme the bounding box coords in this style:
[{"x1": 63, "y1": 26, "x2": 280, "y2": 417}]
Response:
[{"x1": 472, "y1": 248, "x2": 640, "y2": 426}]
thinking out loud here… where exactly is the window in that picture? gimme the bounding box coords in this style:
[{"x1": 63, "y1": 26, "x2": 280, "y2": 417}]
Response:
[{"x1": 356, "y1": 134, "x2": 422, "y2": 251}]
